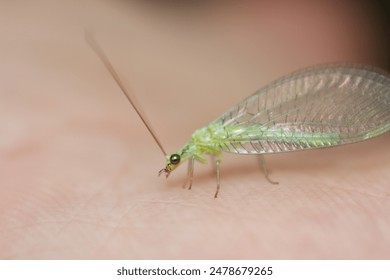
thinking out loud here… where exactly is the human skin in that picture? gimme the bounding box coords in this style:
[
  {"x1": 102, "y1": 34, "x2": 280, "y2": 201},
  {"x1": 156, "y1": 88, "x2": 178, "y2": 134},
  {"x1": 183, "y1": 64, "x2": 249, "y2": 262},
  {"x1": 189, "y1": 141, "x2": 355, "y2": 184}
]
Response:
[{"x1": 0, "y1": 0, "x2": 389, "y2": 259}]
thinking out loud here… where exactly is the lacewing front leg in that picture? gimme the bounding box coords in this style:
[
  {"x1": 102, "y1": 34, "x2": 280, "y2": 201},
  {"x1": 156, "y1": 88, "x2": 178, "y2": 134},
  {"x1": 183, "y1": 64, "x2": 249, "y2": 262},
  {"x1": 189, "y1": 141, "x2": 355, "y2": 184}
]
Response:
[{"x1": 183, "y1": 156, "x2": 195, "y2": 190}]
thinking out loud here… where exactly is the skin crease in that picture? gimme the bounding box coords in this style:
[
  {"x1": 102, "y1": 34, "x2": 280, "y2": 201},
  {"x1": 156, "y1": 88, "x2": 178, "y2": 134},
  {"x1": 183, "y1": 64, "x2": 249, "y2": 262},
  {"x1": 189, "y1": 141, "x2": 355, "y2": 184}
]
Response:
[{"x1": 0, "y1": 0, "x2": 390, "y2": 259}]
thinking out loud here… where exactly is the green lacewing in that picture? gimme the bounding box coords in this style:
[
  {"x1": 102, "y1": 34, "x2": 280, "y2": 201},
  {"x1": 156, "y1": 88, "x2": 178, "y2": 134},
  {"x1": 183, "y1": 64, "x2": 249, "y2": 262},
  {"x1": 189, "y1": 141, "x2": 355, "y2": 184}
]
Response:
[{"x1": 87, "y1": 34, "x2": 390, "y2": 198}]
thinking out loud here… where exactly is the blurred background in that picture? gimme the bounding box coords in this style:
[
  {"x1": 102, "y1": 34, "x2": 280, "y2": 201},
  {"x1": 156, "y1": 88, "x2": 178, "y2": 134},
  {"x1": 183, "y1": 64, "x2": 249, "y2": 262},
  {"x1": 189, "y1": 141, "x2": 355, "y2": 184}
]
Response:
[
  {"x1": 0, "y1": 0, "x2": 389, "y2": 259},
  {"x1": 0, "y1": 0, "x2": 389, "y2": 151}
]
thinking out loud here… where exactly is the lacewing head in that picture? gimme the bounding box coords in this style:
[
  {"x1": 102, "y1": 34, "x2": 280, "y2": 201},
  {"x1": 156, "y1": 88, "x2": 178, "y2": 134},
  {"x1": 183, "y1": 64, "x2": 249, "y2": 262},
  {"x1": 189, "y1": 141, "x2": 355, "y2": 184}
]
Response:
[{"x1": 158, "y1": 153, "x2": 181, "y2": 178}]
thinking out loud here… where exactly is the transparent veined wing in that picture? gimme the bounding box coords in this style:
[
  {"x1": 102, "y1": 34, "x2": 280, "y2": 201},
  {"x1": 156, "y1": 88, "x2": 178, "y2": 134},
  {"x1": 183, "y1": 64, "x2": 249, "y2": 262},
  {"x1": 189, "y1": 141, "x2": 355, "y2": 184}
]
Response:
[{"x1": 211, "y1": 64, "x2": 390, "y2": 154}]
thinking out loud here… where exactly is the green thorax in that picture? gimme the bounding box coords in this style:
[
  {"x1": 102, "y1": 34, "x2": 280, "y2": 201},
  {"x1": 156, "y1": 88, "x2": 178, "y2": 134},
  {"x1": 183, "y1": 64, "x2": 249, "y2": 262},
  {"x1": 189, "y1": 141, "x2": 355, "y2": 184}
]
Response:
[{"x1": 177, "y1": 124, "x2": 224, "y2": 164}]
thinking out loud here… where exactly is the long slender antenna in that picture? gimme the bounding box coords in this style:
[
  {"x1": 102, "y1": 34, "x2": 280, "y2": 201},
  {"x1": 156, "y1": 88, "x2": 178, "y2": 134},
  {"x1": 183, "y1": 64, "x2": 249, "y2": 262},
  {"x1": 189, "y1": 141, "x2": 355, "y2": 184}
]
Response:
[{"x1": 85, "y1": 31, "x2": 167, "y2": 156}]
